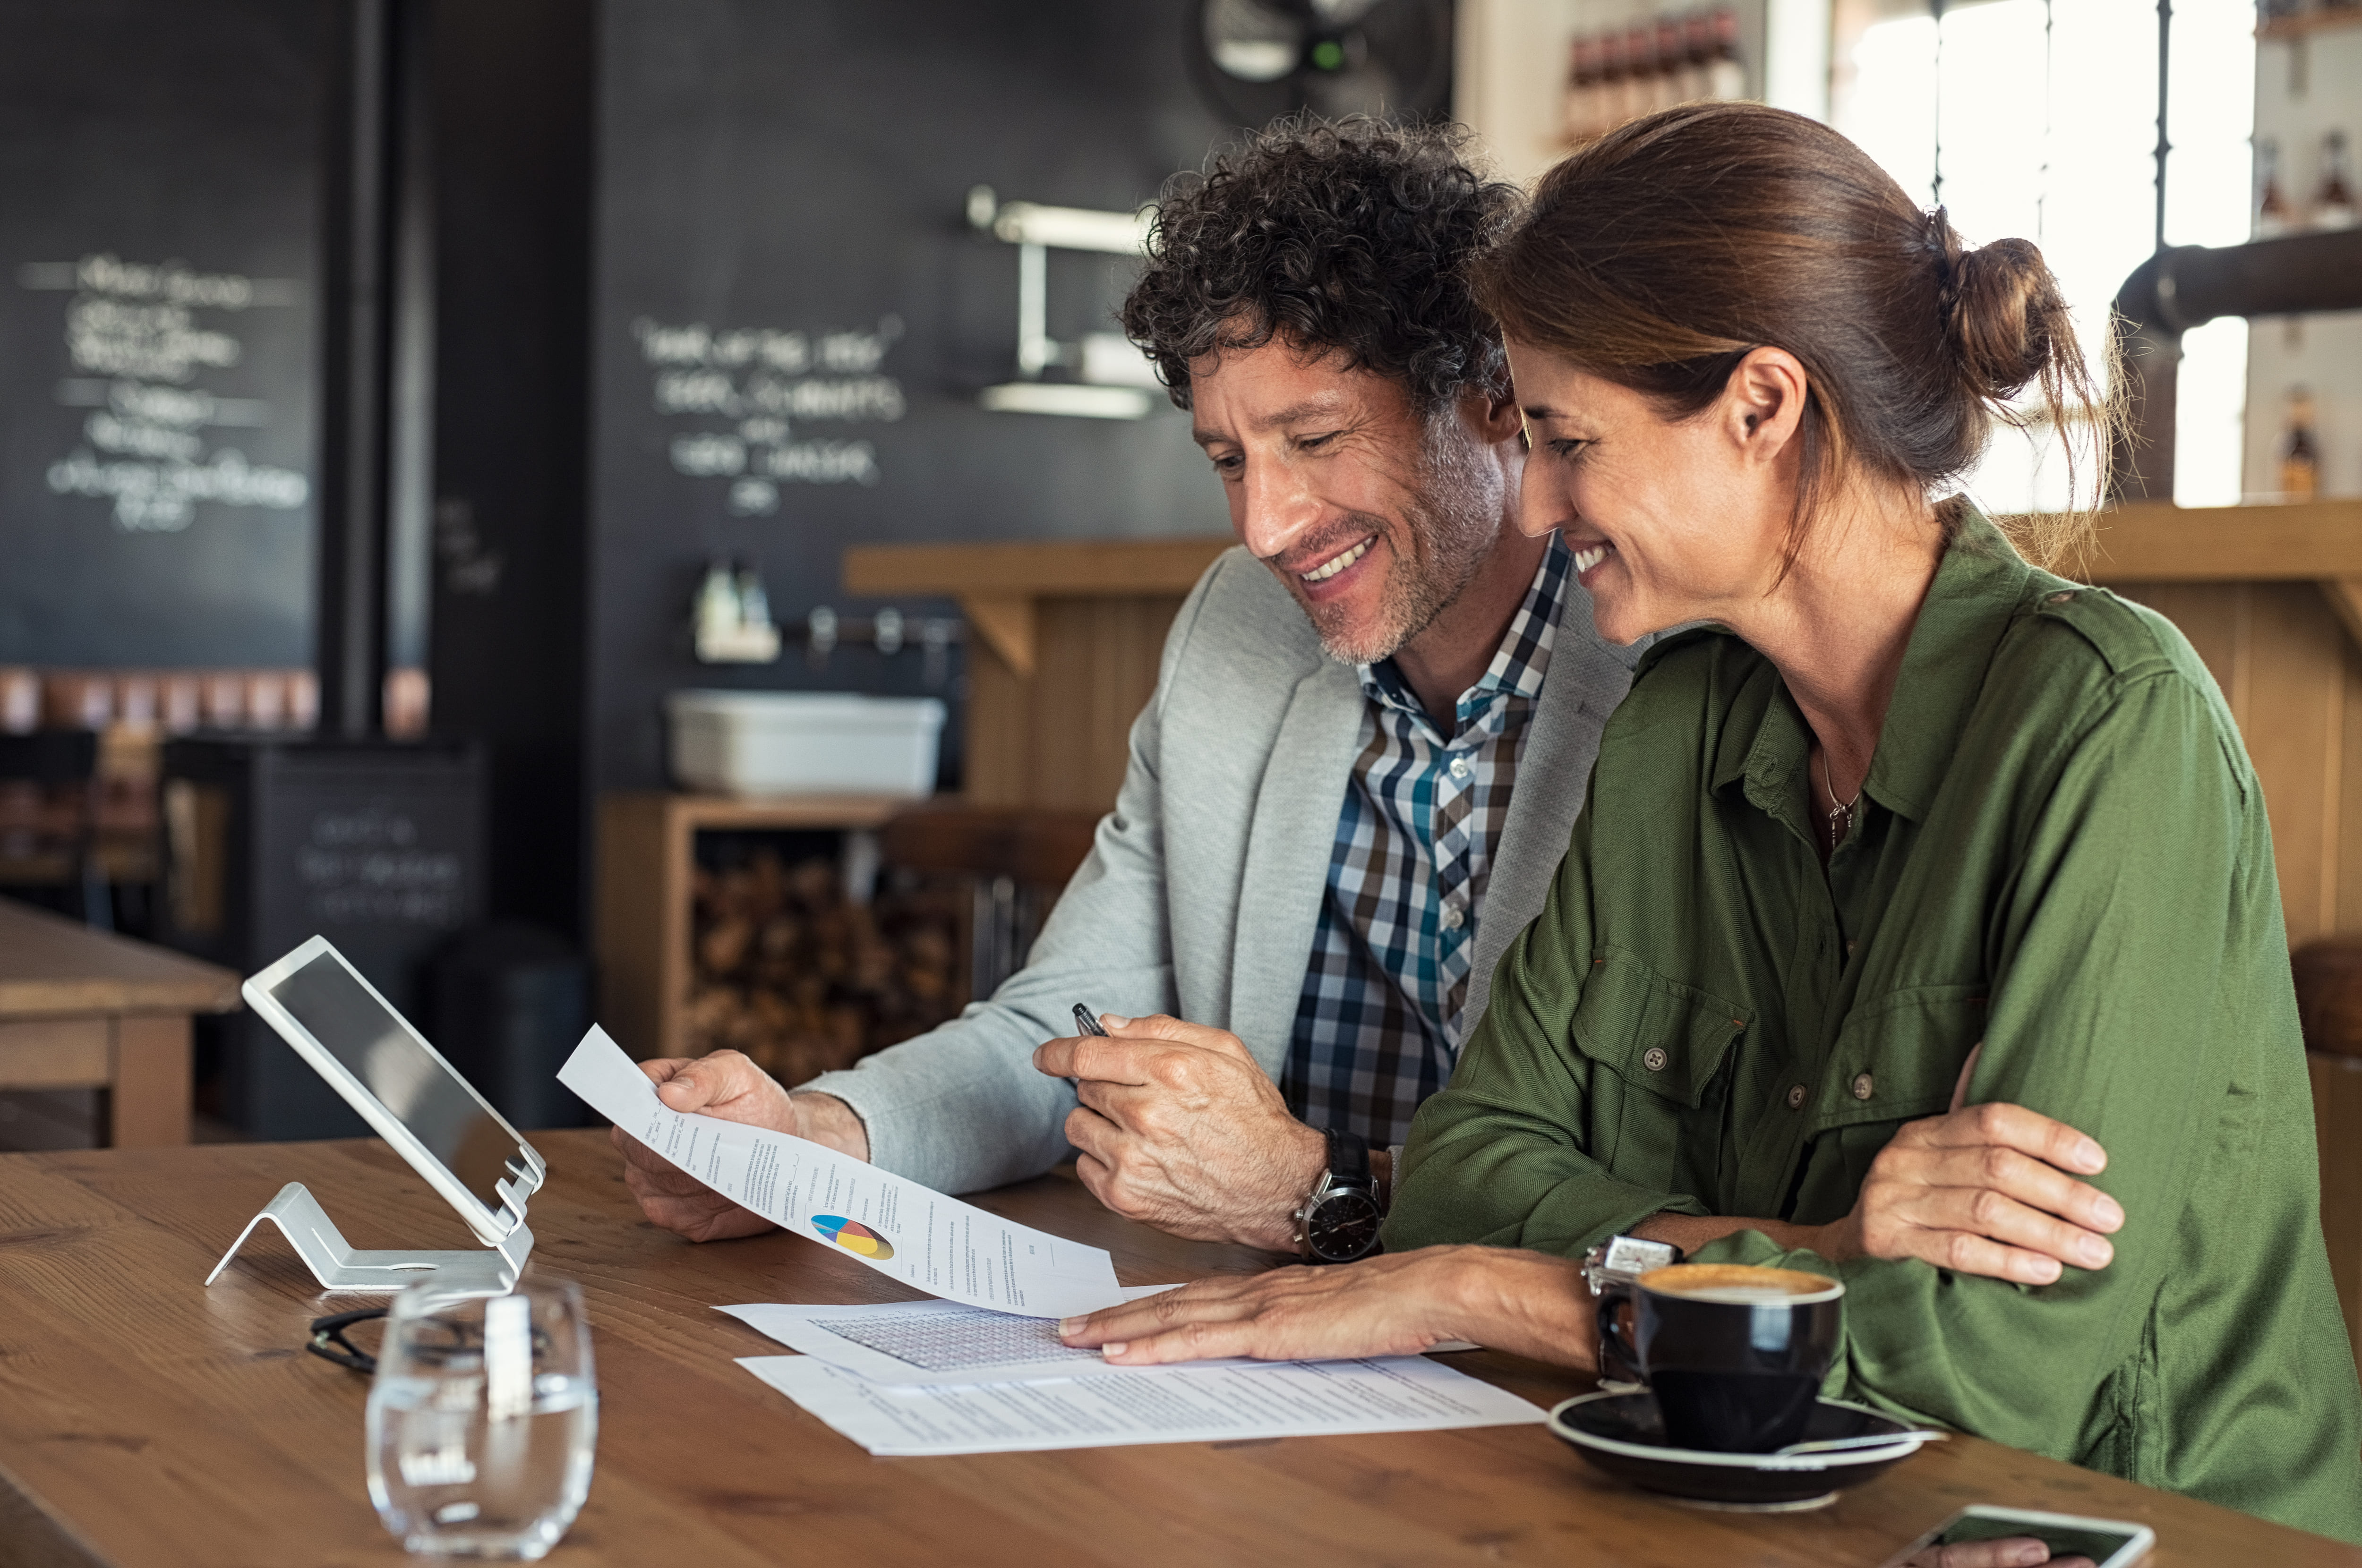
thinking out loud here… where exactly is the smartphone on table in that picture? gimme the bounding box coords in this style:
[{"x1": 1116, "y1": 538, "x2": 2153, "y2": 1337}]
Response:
[{"x1": 1882, "y1": 1507, "x2": 2155, "y2": 1568}]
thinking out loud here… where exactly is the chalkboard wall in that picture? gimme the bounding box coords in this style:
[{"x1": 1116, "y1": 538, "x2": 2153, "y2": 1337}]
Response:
[
  {"x1": 0, "y1": 0, "x2": 325, "y2": 668},
  {"x1": 588, "y1": 0, "x2": 1237, "y2": 793}
]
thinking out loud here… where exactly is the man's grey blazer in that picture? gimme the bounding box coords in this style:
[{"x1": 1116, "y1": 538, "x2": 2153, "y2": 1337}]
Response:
[{"x1": 801, "y1": 544, "x2": 1641, "y2": 1195}]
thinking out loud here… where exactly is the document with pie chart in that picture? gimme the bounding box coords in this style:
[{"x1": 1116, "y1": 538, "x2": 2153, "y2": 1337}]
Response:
[{"x1": 559, "y1": 1027, "x2": 1125, "y2": 1317}]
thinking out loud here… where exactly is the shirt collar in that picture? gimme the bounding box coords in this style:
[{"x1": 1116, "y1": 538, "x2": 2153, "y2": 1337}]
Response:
[
  {"x1": 1360, "y1": 534, "x2": 1570, "y2": 733},
  {"x1": 1704, "y1": 504, "x2": 2037, "y2": 822},
  {"x1": 1866, "y1": 506, "x2": 2037, "y2": 818}
]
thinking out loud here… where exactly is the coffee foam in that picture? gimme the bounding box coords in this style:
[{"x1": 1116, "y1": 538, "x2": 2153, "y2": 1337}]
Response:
[{"x1": 1639, "y1": 1263, "x2": 1843, "y2": 1305}]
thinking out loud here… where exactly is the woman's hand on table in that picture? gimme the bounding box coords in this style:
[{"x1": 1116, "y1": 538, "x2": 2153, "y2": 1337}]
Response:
[
  {"x1": 1816, "y1": 1048, "x2": 2122, "y2": 1286},
  {"x1": 611, "y1": 1050, "x2": 870, "y2": 1242},
  {"x1": 1056, "y1": 1247, "x2": 1595, "y2": 1368}
]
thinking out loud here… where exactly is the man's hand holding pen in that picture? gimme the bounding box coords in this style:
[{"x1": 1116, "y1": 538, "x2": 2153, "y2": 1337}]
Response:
[{"x1": 1035, "y1": 1012, "x2": 1330, "y2": 1253}]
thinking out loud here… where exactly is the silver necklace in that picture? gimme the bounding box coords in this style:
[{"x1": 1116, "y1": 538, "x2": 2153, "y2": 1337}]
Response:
[{"x1": 1815, "y1": 752, "x2": 1862, "y2": 844}]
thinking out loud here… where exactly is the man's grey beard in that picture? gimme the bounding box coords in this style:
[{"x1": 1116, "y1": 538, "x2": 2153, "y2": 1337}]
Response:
[{"x1": 1309, "y1": 414, "x2": 1504, "y2": 667}]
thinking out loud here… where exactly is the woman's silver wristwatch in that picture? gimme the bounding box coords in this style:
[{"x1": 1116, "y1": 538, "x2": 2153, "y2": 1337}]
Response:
[
  {"x1": 1583, "y1": 1233, "x2": 1682, "y2": 1389},
  {"x1": 1581, "y1": 1233, "x2": 1682, "y2": 1295}
]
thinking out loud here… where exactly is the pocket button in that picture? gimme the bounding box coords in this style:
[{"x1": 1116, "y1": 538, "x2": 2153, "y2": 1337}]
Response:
[
  {"x1": 1786, "y1": 1084, "x2": 1806, "y2": 1109},
  {"x1": 1851, "y1": 1072, "x2": 1875, "y2": 1101},
  {"x1": 1643, "y1": 1047, "x2": 1668, "y2": 1072}
]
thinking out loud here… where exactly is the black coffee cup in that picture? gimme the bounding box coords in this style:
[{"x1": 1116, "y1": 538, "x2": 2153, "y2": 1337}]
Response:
[{"x1": 1597, "y1": 1262, "x2": 1845, "y2": 1453}]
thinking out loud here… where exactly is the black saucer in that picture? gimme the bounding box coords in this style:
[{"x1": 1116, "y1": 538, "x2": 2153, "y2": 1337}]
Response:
[{"x1": 1548, "y1": 1389, "x2": 1935, "y2": 1510}]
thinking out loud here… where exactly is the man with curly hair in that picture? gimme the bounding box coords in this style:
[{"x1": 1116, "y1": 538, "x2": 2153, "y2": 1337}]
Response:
[{"x1": 614, "y1": 118, "x2": 1644, "y2": 1256}]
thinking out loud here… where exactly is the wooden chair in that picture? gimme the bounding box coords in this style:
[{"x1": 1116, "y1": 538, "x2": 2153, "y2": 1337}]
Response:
[
  {"x1": 0, "y1": 731, "x2": 109, "y2": 929},
  {"x1": 2294, "y1": 934, "x2": 2362, "y2": 1373}
]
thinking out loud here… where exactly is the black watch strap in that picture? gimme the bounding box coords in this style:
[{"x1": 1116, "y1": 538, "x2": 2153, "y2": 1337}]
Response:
[{"x1": 1324, "y1": 1127, "x2": 1371, "y2": 1186}]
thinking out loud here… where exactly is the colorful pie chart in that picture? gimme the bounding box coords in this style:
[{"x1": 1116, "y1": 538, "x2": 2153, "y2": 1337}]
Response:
[{"x1": 812, "y1": 1214, "x2": 894, "y2": 1260}]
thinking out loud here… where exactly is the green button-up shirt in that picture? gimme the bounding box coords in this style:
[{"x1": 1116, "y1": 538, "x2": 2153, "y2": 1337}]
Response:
[{"x1": 1389, "y1": 509, "x2": 2362, "y2": 1540}]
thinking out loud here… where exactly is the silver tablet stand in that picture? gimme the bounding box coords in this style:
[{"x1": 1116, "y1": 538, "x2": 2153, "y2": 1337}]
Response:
[{"x1": 208, "y1": 1181, "x2": 536, "y2": 1296}]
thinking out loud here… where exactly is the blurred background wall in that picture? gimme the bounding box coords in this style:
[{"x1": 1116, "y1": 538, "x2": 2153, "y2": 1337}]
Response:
[{"x1": 2, "y1": 0, "x2": 2357, "y2": 1144}]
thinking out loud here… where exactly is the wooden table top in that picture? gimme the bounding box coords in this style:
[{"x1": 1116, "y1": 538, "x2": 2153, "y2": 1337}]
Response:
[
  {"x1": 3, "y1": 1127, "x2": 2353, "y2": 1568},
  {"x1": 0, "y1": 897, "x2": 240, "y2": 1018}
]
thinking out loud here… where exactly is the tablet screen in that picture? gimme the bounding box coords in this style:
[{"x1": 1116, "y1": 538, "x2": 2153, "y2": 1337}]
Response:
[{"x1": 262, "y1": 950, "x2": 517, "y2": 1209}]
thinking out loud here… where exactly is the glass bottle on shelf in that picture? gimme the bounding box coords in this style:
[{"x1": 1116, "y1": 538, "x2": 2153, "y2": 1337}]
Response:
[
  {"x1": 695, "y1": 560, "x2": 740, "y2": 644},
  {"x1": 2317, "y1": 131, "x2": 2358, "y2": 231},
  {"x1": 1597, "y1": 32, "x2": 1629, "y2": 134},
  {"x1": 1652, "y1": 18, "x2": 1687, "y2": 108},
  {"x1": 1564, "y1": 36, "x2": 1601, "y2": 145},
  {"x1": 1681, "y1": 13, "x2": 1716, "y2": 101},
  {"x1": 2257, "y1": 139, "x2": 2294, "y2": 238},
  {"x1": 1707, "y1": 9, "x2": 1746, "y2": 102},
  {"x1": 1621, "y1": 25, "x2": 1655, "y2": 123},
  {"x1": 2282, "y1": 386, "x2": 2322, "y2": 503}
]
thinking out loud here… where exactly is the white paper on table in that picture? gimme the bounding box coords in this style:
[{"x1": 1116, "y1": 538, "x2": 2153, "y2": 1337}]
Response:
[
  {"x1": 717, "y1": 1288, "x2": 1275, "y2": 1386},
  {"x1": 557, "y1": 1026, "x2": 1125, "y2": 1318},
  {"x1": 736, "y1": 1352, "x2": 1547, "y2": 1456},
  {"x1": 722, "y1": 1297, "x2": 1485, "y2": 1385}
]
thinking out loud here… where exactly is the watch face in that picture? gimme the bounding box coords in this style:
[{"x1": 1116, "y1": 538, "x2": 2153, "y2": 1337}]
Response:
[{"x1": 1306, "y1": 1188, "x2": 1383, "y2": 1262}]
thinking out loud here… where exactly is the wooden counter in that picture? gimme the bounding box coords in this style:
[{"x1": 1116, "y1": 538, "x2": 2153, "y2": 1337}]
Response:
[
  {"x1": 2088, "y1": 496, "x2": 2362, "y2": 581},
  {"x1": 843, "y1": 503, "x2": 2362, "y2": 821},
  {"x1": 844, "y1": 535, "x2": 1231, "y2": 811},
  {"x1": 2068, "y1": 497, "x2": 2362, "y2": 949},
  {"x1": 4, "y1": 1128, "x2": 2355, "y2": 1567}
]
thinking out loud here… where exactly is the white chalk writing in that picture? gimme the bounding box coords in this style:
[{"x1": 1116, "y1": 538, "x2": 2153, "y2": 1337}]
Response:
[
  {"x1": 631, "y1": 313, "x2": 902, "y2": 511},
  {"x1": 24, "y1": 253, "x2": 307, "y2": 533}
]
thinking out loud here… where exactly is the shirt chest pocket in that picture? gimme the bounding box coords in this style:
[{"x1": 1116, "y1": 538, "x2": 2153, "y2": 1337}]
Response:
[
  {"x1": 1569, "y1": 946, "x2": 1751, "y2": 1188},
  {"x1": 1796, "y1": 986, "x2": 1986, "y2": 1216},
  {"x1": 1811, "y1": 986, "x2": 1985, "y2": 1132}
]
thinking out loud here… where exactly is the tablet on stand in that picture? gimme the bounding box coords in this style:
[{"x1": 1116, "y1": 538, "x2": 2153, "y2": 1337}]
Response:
[{"x1": 206, "y1": 936, "x2": 545, "y2": 1295}]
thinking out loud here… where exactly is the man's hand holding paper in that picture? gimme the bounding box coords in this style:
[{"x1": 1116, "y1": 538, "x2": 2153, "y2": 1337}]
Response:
[
  {"x1": 564, "y1": 1028, "x2": 1124, "y2": 1318},
  {"x1": 612, "y1": 1048, "x2": 872, "y2": 1242}
]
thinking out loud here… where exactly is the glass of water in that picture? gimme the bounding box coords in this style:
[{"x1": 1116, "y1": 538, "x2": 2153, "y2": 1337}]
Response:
[{"x1": 366, "y1": 1277, "x2": 598, "y2": 1559}]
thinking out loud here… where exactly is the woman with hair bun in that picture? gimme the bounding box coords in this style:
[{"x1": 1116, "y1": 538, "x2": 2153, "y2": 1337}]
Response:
[{"x1": 1060, "y1": 102, "x2": 2362, "y2": 1537}]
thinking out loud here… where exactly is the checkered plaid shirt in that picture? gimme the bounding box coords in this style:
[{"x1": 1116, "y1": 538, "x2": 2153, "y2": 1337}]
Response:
[{"x1": 1284, "y1": 536, "x2": 1572, "y2": 1148}]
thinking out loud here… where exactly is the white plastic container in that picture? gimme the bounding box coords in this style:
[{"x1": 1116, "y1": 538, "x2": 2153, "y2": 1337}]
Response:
[{"x1": 665, "y1": 690, "x2": 946, "y2": 798}]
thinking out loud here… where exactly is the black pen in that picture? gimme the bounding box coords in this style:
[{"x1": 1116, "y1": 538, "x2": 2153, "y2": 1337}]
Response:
[{"x1": 1058, "y1": 1004, "x2": 1111, "y2": 1089}]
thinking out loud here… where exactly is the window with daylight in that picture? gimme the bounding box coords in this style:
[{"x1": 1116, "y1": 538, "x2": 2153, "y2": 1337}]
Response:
[{"x1": 1830, "y1": 0, "x2": 2257, "y2": 512}]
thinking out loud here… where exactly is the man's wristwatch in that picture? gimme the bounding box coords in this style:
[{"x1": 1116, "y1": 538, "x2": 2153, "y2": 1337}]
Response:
[{"x1": 1292, "y1": 1128, "x2": 1384, "y2": 1263}]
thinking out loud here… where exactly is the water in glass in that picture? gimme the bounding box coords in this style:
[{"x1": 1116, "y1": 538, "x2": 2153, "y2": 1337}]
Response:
[{"x1": 366, "y1": 1277, "x2": 598, "y2": 1560}]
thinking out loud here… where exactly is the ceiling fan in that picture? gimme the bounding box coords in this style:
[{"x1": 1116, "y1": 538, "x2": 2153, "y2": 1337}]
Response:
[{"x1": 1190, "y1": 0, "x2": 1455, "y2": 128}]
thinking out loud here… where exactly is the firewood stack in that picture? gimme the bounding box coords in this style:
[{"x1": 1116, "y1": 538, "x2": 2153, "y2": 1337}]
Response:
[{"x1": 684, "y1": 851, "x2": 963, "y2": 1087}]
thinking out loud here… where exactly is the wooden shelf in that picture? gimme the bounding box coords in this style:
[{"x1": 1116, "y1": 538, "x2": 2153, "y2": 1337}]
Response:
[
  {"x1": 843, "y1": 536, "x2": 1231, "y2": 598},
  {"x1": 613, "y1": 792, "x2": 909, "y2": 833},
  {"x1": 593, "y1": 792, "x2": 919, "y2": 1060},
  {"x1": 591, "y1": 791, "x2": 1104, "y2": 1067},
  {"x1": 2259, "y1": 8, "x2": 2362, "y2": 40}
]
